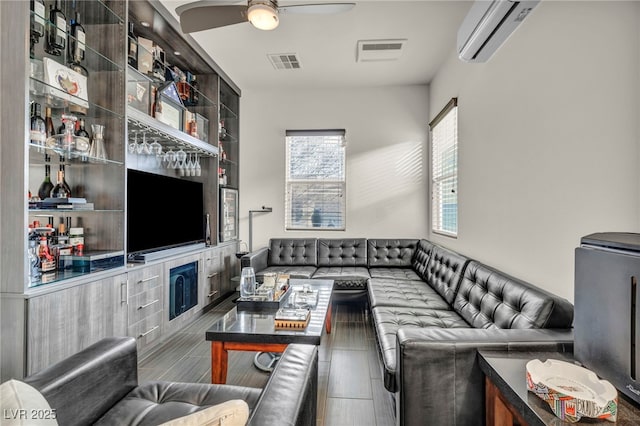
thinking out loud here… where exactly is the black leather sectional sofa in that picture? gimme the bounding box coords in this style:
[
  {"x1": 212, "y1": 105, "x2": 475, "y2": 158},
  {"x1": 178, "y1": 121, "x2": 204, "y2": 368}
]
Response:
[
  {"x1": 22, "y1": 337, "x2": 318, "y2": 426},
  {"x1": 242, "y1": 238, "x2": 574, "y2": 426}
]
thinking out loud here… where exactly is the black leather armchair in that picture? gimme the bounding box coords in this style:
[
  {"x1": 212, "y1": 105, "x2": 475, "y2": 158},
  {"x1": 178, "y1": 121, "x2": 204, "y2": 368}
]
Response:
[{"x1": 23, "y1": 337, "x2": 317, "y2": 426}]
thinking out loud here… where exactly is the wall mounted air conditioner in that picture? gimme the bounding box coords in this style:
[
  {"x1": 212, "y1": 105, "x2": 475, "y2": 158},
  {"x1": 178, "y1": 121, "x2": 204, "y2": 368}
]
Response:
[{"x1": 457, "y1": 0, "x2": 540, "y2": 63}]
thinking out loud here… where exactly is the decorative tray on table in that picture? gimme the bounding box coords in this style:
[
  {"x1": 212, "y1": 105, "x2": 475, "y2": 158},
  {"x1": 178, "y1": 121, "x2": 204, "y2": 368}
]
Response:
[
  {"x1": 236, "y1": 285, "x2": 292, "y2": 312},
  {"x1": 526, "y1": 358, "x2": 618, "y2": 423}
]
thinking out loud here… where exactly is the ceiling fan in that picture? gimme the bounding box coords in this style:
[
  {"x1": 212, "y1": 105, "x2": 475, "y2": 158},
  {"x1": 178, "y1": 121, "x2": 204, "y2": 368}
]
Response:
[{"x1": 176, "y1": 0, "x2": 356, "y2": 33}]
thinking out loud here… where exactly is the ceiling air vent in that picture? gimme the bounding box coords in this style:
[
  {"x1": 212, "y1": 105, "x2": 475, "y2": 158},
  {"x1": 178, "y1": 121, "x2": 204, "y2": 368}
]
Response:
[
  {"x1": 356, "y1": 39, "x2": 407, "y2": 62},
  {"x1": 268, "y1": 53, "x2": 302, "y2": 70}
]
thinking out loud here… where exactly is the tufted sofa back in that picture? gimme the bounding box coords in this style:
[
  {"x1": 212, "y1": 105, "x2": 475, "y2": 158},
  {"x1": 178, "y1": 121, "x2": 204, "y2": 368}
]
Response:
[
  {"x1": 367, "y1": 239, "x2": 418, "y2": 268},
  {"x1": 453, "y1": 261, "x2": 574, "y2": 329},
  {"x1": 318, "y1": 239, "x2": 367, "y2": 267},
  {"x1": 268, "y1": 239, "x2": 318, "y2": 266},
  {"x1": 411, "y1": 240, "x2": 435, "y2": 279},
  {"x1": 423, "y1": 245, "x2": 469, "y2": 305}
]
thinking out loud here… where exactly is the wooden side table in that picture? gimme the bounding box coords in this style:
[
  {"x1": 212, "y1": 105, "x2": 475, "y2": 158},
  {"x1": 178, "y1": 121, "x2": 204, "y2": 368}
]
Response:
[{"x1": 478, "y1": 350, "x2": 640, "y2": 426}]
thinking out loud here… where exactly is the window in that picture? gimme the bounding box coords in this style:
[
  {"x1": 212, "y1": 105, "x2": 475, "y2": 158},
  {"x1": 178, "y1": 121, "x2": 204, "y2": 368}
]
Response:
[
  {"x1": 430, "y1": 98, "x2": 458, "y2": 236},
  {"x1": 285, "y1": 130, "x2": 346, "y2": 230}
]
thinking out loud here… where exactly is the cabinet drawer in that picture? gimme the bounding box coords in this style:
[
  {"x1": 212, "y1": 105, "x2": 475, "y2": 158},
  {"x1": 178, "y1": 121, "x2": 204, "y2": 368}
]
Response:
[
  {"x1": 128, "y1": 285, "x2": 163, "y2": 324},
  {"x1": 128, "y1": 265, "x2": 163, "y2": 296},
  {"x1": 129, "y1": 310, "x2": 163, "y2": 351}
]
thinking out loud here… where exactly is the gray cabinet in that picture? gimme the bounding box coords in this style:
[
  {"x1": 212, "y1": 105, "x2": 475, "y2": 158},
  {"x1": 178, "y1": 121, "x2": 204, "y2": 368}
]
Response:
[
  {"x1": 26, "y1": 273, "x2": 128, "y2": 375},
  {"x1": 202, "y1": 248, "x2": 222, "y2": 307},
  {"x1": 126, "y1": 264, "x2": 164, "y2": 354}
]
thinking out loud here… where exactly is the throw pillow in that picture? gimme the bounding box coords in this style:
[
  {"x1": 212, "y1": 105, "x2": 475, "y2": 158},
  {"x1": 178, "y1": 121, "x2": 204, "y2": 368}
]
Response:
[
  {"x1": 0, "y1": 379, "x2": 58, "y2": 426},
  {"x1": 159, "y1": 399, "x2": 249, "y2": 426}
]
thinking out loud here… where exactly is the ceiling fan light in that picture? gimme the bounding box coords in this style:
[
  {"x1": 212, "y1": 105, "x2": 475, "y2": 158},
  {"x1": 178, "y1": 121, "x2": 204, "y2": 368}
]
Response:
[{"x1": 247, "y1": 3, "x2": 279, "y2": 30}]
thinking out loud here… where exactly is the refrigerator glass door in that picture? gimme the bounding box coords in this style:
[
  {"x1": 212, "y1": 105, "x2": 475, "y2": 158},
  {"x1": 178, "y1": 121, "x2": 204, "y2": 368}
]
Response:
[{"x1": 220, "y1": 188, "x2": 238, "y2": 242}]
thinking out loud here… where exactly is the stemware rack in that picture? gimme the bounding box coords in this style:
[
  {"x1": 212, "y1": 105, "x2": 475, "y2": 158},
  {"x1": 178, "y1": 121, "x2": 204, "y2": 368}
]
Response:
[{"x1": 126, "y1": 107, "x2": 218, "y2": 158}]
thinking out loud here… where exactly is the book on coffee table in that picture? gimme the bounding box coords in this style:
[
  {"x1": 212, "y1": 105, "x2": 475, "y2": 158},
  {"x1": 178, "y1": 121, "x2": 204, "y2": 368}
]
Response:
[{"x1": 274, "y1": 308, "x2": 311, "y2": 330}]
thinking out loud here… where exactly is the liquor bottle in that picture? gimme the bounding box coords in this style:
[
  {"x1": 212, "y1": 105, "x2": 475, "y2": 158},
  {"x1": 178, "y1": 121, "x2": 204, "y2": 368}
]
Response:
[
  {"x1": 152, "y1": 86, "x2": 163, "y2": 121},
  {"x1": 45, "y1": 0, "x2": 66, "y2": 56},
  {"x1": 69, "y1": 11, "x2": 85, "y2": 65},
  {"x1": 51, "y1": 169, "x2": 70, "y2": 198},
  {"x1": 37, "y1": 164, "x2": 54, "y2": 200},
  {"x1": 75, "y1": 118, "x2": 89, "y2": 138},
  {"x1": 44, "y1": 107, "x2": 55, "y2": 138},
  {"x1": 189, "y1": 115, "x2": 198, "y2": 138},
  {"x1": 219, "y1": 142, "x2": 227, "y2": 161},
  {"x1": 189, "y1": 75, "x2": 199, "y2": 106},
  {"x1": 30, "y1": 0, "x2": 46, "y2": 58},
  {"x1": 127, "y1": 22, "x2": 138, "y2": 69},
  {"x1": 30, "y1": 102, "x2": 46, "y2": 148},
  {"x1": 28, "y1": 239, "x2": 42, "y2": 281}
]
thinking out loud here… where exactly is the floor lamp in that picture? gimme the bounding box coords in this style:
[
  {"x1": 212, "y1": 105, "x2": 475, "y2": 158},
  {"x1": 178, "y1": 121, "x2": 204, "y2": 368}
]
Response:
[{"x1": 248, "y1": 206, "x2": 272, "y2": 251}]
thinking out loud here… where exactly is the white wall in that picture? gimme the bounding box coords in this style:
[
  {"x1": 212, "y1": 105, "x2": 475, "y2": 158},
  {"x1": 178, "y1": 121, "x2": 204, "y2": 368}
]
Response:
[
  {"x1": 239, "y1": 85, "x2": 430, "y2": 251},
  {"x1": 429, "y1": 1, "x2": 640, "y2": 301}
]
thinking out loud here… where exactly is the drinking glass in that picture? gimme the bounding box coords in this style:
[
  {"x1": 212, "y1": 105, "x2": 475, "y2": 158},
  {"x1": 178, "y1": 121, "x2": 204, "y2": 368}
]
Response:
[{"x1": 240, "y1": 267, "x2": 256, "y2": 298}]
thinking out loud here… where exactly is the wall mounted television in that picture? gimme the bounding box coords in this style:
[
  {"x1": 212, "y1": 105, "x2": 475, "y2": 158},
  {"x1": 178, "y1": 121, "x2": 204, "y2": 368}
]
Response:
[{"x1": 127, "y1": 169, "x2": 205, "y2": 257}]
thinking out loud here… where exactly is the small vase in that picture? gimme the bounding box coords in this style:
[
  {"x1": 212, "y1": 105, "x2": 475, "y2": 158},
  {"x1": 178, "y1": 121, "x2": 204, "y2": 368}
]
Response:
[{"x1": 89, "y1": 124, "x2": 107, "y2": 162}]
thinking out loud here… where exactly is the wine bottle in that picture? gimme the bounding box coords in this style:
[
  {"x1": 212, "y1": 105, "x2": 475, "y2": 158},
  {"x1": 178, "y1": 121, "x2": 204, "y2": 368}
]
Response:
[
  {"x1": 30, "y1": 0, "x2": 46, "y2": 58},
  {"x1": 30, "y1": 102, "x2": 46, "y2": 148},
  {"x1": 45, "y1": 107, "x2": 55, "y2": 138},
  {"x1": 152, "y1": 86, "x2": 163, "y2": 121},
  {"x1": 59, "y1": 163, "x2": 72, "y2": 196},
  {"x1": 189, "y1": 75, "x2": 199, "y2": 106},
  {"x1": 37, "y1": 164, "x2": 54, "y2": 200},
  {"x1": 45, "y1": 0, "x2": 66, "y2": 56},
  {"x1": 69, "y1": 11, "x2": 86, "y2": 65},
  {"x1": 127, "y1": 22, "x2": 138, "y2": 69},
  {"x1": 50, "y1": 170, "x2": 70, "y2": 198}
]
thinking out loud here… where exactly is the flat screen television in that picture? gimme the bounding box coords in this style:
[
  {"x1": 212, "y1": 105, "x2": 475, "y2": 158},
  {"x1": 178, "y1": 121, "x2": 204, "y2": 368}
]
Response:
[{"x1": 127, "y1": 169, "x2": 204, "y2": 256}]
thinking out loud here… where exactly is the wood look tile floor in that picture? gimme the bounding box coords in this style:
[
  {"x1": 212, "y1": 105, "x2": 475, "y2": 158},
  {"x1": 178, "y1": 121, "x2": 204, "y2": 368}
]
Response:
[{"x1": 138, "y1": 296, "x2": 395, "y2": 426}]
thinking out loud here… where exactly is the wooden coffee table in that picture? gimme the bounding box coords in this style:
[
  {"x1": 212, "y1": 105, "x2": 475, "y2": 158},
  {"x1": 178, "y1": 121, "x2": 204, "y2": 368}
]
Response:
[{"x1": 206, "y1": 279, "x2": 333, "y2": 384}]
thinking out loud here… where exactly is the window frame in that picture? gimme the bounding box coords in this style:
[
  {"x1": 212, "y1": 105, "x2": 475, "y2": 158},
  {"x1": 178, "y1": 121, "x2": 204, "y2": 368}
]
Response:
[
  {"x1": 429, "y1": 98, "x2": 458, "y2": 238},
  {"x1": 284, "y1": 129, "x2": 346, "y2": 231}
]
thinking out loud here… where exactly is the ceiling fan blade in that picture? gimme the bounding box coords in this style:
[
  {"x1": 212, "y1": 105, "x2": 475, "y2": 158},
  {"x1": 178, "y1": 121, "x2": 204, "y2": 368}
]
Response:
[
  {"x1": 277, "y1": 3, "x2": 355, "y2": 15},
  {"x1": 176, "y1": 2, "x2": 248, "y2": 33}
]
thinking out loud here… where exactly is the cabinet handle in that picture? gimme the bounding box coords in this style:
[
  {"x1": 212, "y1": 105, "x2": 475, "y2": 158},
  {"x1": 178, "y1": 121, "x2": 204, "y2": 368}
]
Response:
[
  {"x1": 208, "y1": 291, "x2": 218, "y2": 297},
  {"x1": 121, "y1": 281, "x2": 128, "y2": 304},
  {"x1": 137, "y1": 275, "x2": 159, "y2": 284},
  {"x1": 138, "y1": 299, "x2": 160, "y2": 310},
  {"x1": 207, "y1": 272, "x2": 218, "y2": 278},
  {"x1": 139, "y1": 326, "x2": 159, "y2": 338}
]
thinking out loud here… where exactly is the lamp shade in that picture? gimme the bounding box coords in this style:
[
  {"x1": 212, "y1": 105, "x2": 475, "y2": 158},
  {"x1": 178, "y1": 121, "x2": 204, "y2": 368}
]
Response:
[{"x1": 247, "y1": 3, "x2": 279, "y2": 30}]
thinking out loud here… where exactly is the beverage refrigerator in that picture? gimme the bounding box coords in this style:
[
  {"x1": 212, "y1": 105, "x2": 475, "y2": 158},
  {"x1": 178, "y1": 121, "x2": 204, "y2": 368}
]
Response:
[
  {"x1": 574, "y1": 232, "x2": 640, "y2": 405},
  {"x1": 219, "y1": 188, "x2": 238, "y2": 242}
]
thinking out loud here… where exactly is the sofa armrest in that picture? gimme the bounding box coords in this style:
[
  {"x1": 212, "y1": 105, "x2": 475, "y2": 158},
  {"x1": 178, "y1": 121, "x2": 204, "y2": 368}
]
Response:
[
  {"x1": 241, "y1": 247, "x2": 269, "y2": 272},
  {"x1": 248, "y1": 344, "x2": 318, "y2": 426},
  {"x1": 396, "y1": 328, "x2": 573, "y2": 426},
  {"x1": 23, "y1": 336, "x2": 138, "y2": 426}
]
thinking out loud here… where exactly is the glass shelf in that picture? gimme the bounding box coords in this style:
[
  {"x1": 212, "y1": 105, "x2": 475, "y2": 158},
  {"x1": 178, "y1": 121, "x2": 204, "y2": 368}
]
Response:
[
  {"x1": 127, "y1": 107, "x2": 218, "y2": 158},
  {"x1": 220, "y1": 158, "x2": 238, "y2": 166},
  {"x1": 31, "y1": 11, "x2": 123, "y2": 74},
  {"x1": 220, "y1": 102, "x2": 238, "y2": 120},
  {"x1": 28, "y1": 143, "x2": 124, "y2": 166},
  {"x1": 28, "y1": 208, "x2": 125, "y2": 213}
]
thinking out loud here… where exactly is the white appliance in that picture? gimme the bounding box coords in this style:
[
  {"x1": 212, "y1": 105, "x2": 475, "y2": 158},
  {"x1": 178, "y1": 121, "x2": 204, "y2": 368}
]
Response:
[{"x1": 457, "y1": 0, "x2": 540, "y2": 63}]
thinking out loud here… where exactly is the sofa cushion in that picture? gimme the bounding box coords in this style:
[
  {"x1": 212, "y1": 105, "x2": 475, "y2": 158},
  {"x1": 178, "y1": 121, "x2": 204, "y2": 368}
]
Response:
[
  {"x1": 95, "y1": 382, "x2": 261, "y2": 426},
  {"x1": 367, "y1": 239, "x2": 418, "y2": 268},
  {"x1": 312, "y1": 266, "x2": 370, "y2": 282},
  {"x1": 453, "y1": 261, "x2": 574, "y2": 329},
  {"x1": 0, "y1": 380, "x2": 58, "y2": 426},
  {"x1": 159, "y1": 399, "x2": 249, "y2": 426},
  {"x1": 256, "y1": 266, "x2": 317, "y2": 281},
  {"x1": 371, "y1": 306, "x2": 469, "y2": 392},
  {"x1": 368, "y1": 267, "x2": 422, "y2": 281},
  {"x1": 423, "y1": 245, "x2": 469, "y2": 304},
  {"x1": 268, "y1": 239, "x2": 318, "y2": 266},
  {"x1": 368, "y1": 278, "x2": 451, "y2": 310},
  {"x1": 411, "y1": 239, "x2": 435, "y2": 280},
  {"x1": 318, "y1": 239, "x2": 367, "y2": 267}
]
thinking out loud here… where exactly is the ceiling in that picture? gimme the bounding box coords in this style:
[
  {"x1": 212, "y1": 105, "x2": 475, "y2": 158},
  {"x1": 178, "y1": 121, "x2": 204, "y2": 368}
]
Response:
[{"x1": 159, "y1": 1, "x2": 472, "y2": 90}]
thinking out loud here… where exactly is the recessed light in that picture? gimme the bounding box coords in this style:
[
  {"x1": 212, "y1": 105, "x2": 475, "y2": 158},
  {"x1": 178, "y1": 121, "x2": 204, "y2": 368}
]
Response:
[
  {"x1": 140, "y1": 21, "x2": 150, "y2": 28},
  {"x1": 174, "y1": 51, "x2": 181, "y2": 56}
]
